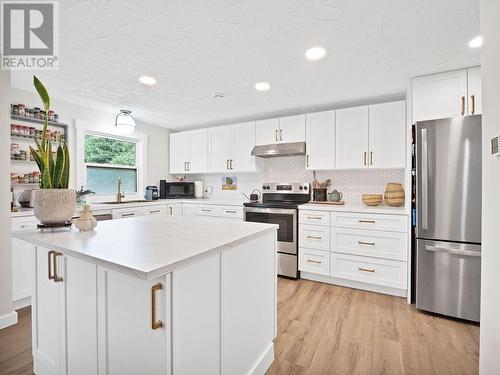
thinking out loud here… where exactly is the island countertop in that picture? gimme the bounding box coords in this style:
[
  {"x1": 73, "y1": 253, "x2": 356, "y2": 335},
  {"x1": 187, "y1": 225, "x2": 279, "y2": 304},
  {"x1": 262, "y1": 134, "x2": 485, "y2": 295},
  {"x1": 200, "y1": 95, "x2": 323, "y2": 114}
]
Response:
[{"x1": 12, "y1": 215, "x2": 278, "y2": 280}]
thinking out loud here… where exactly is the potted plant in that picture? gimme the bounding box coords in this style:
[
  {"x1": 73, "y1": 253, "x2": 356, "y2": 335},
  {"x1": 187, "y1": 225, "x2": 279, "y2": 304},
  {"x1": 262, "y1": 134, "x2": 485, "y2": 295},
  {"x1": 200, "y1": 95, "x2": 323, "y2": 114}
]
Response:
[{"x1": 30, "y1": 76, "x2": 76, "y2": 225}]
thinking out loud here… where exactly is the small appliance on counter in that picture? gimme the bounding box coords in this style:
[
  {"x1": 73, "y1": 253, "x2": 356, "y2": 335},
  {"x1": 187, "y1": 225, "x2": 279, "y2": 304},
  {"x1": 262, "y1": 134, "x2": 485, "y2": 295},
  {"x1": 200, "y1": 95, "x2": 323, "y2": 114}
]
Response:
[
  {"x1": 194, "y1": 181, "x2": 204, "y2": 198},
  {"x1": 17, "y1": 189, "x2": 37, "y2": 208},
  {"x1": 144, "y1": 185, "x2": 159, "y2": 201},
  {"x1": 160, "y1": 180, "x2": 195, "y2": 199}
]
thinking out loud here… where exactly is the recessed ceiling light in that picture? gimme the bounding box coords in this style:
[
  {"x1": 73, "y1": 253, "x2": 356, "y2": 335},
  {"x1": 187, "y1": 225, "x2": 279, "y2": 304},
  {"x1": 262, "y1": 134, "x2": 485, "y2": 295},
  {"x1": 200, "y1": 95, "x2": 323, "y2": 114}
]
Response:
[
  {"x1": 468, "y1": 36, "x2": 483, "y2": 48},
  {"x1": 255, "y1": 82, "x2": 270, "y2": 91},
  {"x1": 305, "y1": 46, "x2": 326, "y2": 60},
  {"x1": 139, "y1": 76, "x2": 157, "y2": 85}
]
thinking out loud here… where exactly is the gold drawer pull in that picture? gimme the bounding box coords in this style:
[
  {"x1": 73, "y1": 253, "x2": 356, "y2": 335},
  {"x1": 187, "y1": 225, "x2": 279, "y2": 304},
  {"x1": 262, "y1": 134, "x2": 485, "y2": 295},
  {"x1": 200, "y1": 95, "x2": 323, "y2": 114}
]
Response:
[
  {"x1": 307, "y1": 235, "x2": 322, "y2": 240},
  {"x1": 471, "y1": 95, "x2": 476, "y2": 114},
  {"x1": 307, "y1": 216, "x2": 322, "y2": 220},
  {"x1": 307, "y1": 259, "x2": 322, "y2": 264},
  {"x1": 151, "y1": 282, "x2": 163, "y2": 330},
  {"x1": 201, "y1": 209, "x2": 212, "y2": 212},
  {"x1": 358, "y1": 241, "x2": 375, "y2": 246},
  {"x1": 169, "y1": 206, "x2": 173, "y2": 215},
  {"x1": 358, "y1": 267, "x2": 375, "y2": 273},
  {"x1": 53, "y1": 252, "x2": 63, "y2": 282},
  {"x1": 461, "y1": 96, "x2": 466, "y2": 115},
  {"x1": 150, "y1": 210, "x2": 161, "y2": 214},
  {"x1": 358, "y1": 219, "x2": 375, "y2": 224},
  {"x1": 48, "y1": 250, "x2": 55, "y2": 280},
  {"x1": 122, "y1": 213, "x2": 135, "y2": 217},
  {"x1": 225, "y1": 210, "x2": 237, "y2": 214}
]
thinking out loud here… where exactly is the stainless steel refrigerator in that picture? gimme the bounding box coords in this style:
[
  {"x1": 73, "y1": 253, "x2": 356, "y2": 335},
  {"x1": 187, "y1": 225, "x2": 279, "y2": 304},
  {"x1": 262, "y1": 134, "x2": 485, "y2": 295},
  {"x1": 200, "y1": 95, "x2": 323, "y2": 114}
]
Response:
[{"x1": 415, "y1": 115, "x2": 481, "y2": 322}]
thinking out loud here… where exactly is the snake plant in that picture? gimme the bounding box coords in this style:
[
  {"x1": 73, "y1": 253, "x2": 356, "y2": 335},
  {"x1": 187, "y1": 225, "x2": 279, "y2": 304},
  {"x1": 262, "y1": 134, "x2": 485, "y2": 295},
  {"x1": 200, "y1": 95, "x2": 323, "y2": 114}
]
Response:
[{"x1": 29, "y1": 76, "x2": 70, "y2": 189}]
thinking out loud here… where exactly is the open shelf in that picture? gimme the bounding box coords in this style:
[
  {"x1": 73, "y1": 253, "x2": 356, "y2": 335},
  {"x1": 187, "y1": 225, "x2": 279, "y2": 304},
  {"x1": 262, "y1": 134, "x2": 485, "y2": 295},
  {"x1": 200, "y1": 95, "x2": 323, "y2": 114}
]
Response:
[{"x1": 11, "y1": 114, "x2": 68, "y2": 128}]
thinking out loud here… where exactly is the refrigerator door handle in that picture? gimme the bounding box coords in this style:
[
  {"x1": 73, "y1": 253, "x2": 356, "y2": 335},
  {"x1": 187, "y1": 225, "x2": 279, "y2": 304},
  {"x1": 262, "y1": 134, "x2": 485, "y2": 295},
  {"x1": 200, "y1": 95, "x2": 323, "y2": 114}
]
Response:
[
  {"x1": 424, "y1": 245, "x2": 481, "y2": 257},
  {"x1": 421, "y1": 128, "x2": 429, "y2": 231}
]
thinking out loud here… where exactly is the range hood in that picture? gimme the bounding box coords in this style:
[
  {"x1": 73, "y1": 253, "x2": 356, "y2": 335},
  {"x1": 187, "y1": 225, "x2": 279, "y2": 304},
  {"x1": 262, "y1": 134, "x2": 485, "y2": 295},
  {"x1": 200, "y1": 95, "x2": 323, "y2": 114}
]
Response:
[{"x1": 251, "y1": 142, "x2": 306, "y2": 158}]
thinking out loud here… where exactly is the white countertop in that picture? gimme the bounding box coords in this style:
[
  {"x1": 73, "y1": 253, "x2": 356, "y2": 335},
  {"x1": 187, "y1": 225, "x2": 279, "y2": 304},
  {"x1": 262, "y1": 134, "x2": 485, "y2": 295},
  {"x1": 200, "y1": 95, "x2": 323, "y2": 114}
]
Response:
[
  {"x1": 298, "y1": 203, "x2": 409, "y2": 215},
  {"x1": 12, "y1": 215, "x2": 277, "y2": 280}
]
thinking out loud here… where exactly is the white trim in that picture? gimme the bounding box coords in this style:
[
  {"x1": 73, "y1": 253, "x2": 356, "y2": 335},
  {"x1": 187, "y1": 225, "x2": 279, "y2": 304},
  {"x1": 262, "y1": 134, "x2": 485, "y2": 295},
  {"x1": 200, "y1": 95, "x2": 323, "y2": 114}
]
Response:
[
  {"x1": 13, "y1": 296, "x2": 31, "y2": 310},
  {"x1": 0, "y1": 310, "x2": 18, "y2": 330},
  {"x1": 74, "y1": 119, "x2": 148, "y2": 202},
  {"x1": 248, "y1": 342, "x2": 274, "y2": 375}
]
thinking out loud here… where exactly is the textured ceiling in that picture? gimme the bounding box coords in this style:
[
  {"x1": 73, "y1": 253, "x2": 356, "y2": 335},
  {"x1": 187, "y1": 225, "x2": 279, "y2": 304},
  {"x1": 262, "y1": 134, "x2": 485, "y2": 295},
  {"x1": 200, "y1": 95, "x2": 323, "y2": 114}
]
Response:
[{"x1": 11, "y1": 0, "x2": 480, "y2": 130}]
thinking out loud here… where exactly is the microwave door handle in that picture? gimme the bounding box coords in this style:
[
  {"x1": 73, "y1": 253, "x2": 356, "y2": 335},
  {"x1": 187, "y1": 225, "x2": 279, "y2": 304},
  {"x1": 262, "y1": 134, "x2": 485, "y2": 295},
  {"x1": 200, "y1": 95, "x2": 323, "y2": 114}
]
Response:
[{"x1": 421, "y1": 128, "x2": 429, "y2": 231}]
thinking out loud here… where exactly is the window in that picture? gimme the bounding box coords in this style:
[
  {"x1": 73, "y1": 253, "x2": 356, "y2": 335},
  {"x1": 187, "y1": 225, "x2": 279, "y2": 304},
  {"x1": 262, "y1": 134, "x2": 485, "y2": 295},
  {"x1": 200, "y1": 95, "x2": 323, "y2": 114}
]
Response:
[{"x1": 84, "y1": 134, "x2": 138, "y2": 194}]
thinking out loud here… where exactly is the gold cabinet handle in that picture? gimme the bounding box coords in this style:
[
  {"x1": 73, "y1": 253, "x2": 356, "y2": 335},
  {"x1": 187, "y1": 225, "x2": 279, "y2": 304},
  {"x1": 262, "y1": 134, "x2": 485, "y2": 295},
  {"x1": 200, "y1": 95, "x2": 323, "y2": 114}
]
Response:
[
  {"x1": 201, "y1": 209, "x2": 212, "y2": 212},
  {"x1": 48, "y1": 250, "x2": 55, "y2": 280},
  {"x1": 279, "y1": 129, "x2": 283, "y2": 142},
  {"x1": 230, "y1": 159, "x2": 234, "y2": 169},
  {"x1": 358, "y1": 267, "x2": 375, "y2": 273},
  {"x1": 363, "y1": 152, "x2": 367, "y2": 166},
  {"x1": 151, "y1": 282, "x2": 163, "y2": 330},
  {"x1": 52, "y1": 252, "x2": 63, "y2": 282},
  {"x1": 358, "y1": 219, "x2": 375, "y2": 224},
  {"x1": 461, "y1": 96, "x2": 465, "y2": 115},
  {"x1": 307, "y1": 216, "x2": 322, "y2": 220},
  {"x1": 306, "y1": 155, "x2": 309, "y2": 167},
  {"x1": 226, "y1": 159, "x2": 229, "y2": 170},
  {"x1": 471, "y1": 95, "x2": 476, "y2": 114},
  {"x1": 149, "y1": 210, "x2": 161, "y2": 214},
  {"x1": 370, "y1": 151, "x2": 373, "y2": 166},
  {"x1": 275, "y1": 129, "x2": 278, "y2": 142},
  {"x1": 122, "y1": 213, "x2": 135, "y2": 217},
  {"x1": 225, "y1": 210, "x2": 237, "y2": 214},
  {"x1": 169, "y1": 206, "x2": 173, "y2": 215},
  {"x1": 358, "y1": 241, "x2": 375, "y2": 246},
  {"x1": 306, "y1": 259, "x2": 322, "y2": 264},
  {"x1": 307, "y1": 235, "x2": 322, "y2": 240},
  {"x1": 184, "y1": 161, "x2": 187, "y2": 171}
]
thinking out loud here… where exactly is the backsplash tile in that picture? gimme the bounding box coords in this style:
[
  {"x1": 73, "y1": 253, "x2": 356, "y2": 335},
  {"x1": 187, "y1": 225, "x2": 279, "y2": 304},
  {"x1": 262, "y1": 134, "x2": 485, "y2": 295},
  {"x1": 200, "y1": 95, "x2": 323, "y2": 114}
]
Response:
[{"x1": 187, "y1": 155, "x2": 405, "y2": 204}]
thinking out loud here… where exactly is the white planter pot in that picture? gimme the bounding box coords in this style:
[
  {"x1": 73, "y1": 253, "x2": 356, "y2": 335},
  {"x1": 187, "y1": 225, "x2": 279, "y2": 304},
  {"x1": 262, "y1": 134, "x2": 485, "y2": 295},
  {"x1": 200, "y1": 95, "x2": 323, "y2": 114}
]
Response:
[{"x1": 33, "y1": 189, "x2": 76, "y2": 225}]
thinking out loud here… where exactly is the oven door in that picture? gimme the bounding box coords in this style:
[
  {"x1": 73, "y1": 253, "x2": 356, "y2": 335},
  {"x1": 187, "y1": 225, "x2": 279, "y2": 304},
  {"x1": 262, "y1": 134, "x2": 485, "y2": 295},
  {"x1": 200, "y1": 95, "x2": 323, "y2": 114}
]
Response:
[{"x1": 244, "y1": 207, "x2": 297, "y2": 255}]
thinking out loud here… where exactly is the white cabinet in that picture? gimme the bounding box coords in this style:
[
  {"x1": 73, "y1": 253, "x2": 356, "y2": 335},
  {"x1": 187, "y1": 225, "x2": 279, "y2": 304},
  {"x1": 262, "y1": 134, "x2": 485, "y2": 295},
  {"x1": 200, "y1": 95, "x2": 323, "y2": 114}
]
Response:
[
  {"x1": 167, "y1": 203, "x2": 182, "y2": 216},
  {"x1": 182, "y1": 203, "x2": 243, "y2": 221},
  {"x1": 305, "y1": 111, "x2": 335, "y2": 170},
  {"x1": 279, "y1": 114, "x2": 306, "y2": 143},
  {"x1": 144, "y1": 205, "x2": 168, "y2": 216},
  {"x1": 468, "y1": 66, "x2": 482, "y2": 115},
  {"x1": 169, "y1": 128, "x2": 208, "y2": 174},
  {"x1": 336, "y1": 106, "x2": 369, "y2": 169},
  {"x1": 368, "y1": 101, "x2": 406, "y2": 169},
  {"x1": 299, "y1": 248, "x2": 330, "y2": 276},
  {"x1": 209, "y1": 122, "x2": 258, "y2": 172},
  {"x1": 181, "y1": 203, "x2": 196, "y2": 217},
  {"x1": 256, "y1": 115, "x2": 305, "y2": 145},
  {"x1": 411, "y1": 67, "x2": 481, "y2": 122},
  {"x1": 112, "y1": 207, "x2": 145, "y2": 219},
  {"x1": 256, "y1": 118, "x2": 280, "y2": 145}
]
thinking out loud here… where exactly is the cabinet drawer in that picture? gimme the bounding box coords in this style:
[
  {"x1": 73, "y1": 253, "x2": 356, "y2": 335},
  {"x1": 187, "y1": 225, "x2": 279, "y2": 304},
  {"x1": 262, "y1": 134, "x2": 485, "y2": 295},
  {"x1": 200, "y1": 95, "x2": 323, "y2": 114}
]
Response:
[
  {"x1": 299, "y1": 225, "x2": 330, "y2": 251},
  {"x1": 331, "y1": 228, "x2": 407, "y2": 261},
  {"x1": 196, "y1": 205, "x2": 218, "y2": 216},
  {"x1": 12, "y1": 216, "x2": 39, "y2": 231},
  {"x1": 112, "y1": 208, "x2": 145, "y2": 219},
  {"x1": 299, "y1": 210, "x2": 330, "y2": 226},
  {"x1": 146, "y1": 205, "x2": 168, "y2": 215},
  {"x1": 332, "y1": 212, "x2": 407, "y2": 232},
  {"x1": 331, "y1": 253, "x2": 407, "y2": 289},
  {"x1": 217, "y1": 206, "x2": 243, "y2": 219},
  {"x1": 299, "y1": 248, "x2": 330, "y2": 276}
]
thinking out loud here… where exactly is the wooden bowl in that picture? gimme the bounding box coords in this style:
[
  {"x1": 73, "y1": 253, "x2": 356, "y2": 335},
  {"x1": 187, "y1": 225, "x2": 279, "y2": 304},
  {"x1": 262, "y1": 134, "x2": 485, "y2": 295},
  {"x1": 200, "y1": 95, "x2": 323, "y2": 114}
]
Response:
[
  {"x1": 362, "y1": 194, "x2": 382, "y2": 206},
  {"x1": 384, "y1": 183, "x2": 405, "y2": 207}
]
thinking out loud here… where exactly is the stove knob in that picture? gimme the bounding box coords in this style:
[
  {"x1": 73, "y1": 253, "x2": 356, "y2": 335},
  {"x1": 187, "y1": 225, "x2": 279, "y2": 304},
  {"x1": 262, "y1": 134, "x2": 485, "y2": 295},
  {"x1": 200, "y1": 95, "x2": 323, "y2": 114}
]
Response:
[
  {"x1": 299, "y1": 186, "x2": 303, "y2": 190},
  {"x1": 262, "y1": 185, "x2": 267, "y2": 190},
  {"x1": 266, "y1": 185, "x2": 270, "y2": 190},
  {"x1": 303, "y1": 185, "x2": 308, "y2": 190}
]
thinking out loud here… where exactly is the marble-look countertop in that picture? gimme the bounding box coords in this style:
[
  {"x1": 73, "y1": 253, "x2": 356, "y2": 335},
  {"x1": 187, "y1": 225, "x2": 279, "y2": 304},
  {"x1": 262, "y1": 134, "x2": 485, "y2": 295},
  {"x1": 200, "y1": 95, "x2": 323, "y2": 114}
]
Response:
[
  {"x1": 298, "y1": 203, "x2": 409, "y2": 215},
  {"x1": 12, "y1": 215, "x2": 277, "y2": 280}
]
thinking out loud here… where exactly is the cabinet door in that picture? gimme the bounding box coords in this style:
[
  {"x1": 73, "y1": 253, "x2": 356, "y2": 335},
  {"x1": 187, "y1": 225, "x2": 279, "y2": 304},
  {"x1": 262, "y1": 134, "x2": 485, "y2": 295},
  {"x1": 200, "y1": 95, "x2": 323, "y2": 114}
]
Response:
[
  {"x1": 468, "y1": 66, "x2": 481, "y2": 115},
  {"x1": 208, "y1": 125, "x2": 233, "y2": 172},
  {"x1": 145, "y1": 205, "x2": 168, "y2": 216},
  {"x1": 105, "y1": 270, "x2": 168, "y2": 375},
  {"x1": 111, "y1": 207, "x2": 145, "y2": 219},
  {"x1": 33, "y1": 247, "x2": 63, "y2": 375},
  {"x1": 412, "y1": 69, "x2": 468, "y2": 122},
  {"x1": 181, "y1": 204, "x2": 197, "y2": 216},
  {"x1": 12, "y1": 238, "x2": 33, "y2": 302},
  {"x1": 169, "y1": 132, "x2": 189, "y2": 174},
  {"x1": 368, "y1": 101, "x2": 406, "y2": 169},
  {"x1": 305, "y1": 111, "x2": 335, "y2": 170},
  {"x1": 232, "y1": 122, "x2": 257, "y2": 172},
  {"x1": 187, "y1": 128, "x2": 208, "y2": 173},
  {"x1": 256, "y1": 118, "x2": 280, "y2": 145},
  {"x1": 335, "y1": 106, "x2": 369, "y2": 169},
  {"x1": 167, "y1": 204, "x2": 182, "y2": 216},
  {"x1": 279, "y1": 114, "x2": 306, "y2": 143}
]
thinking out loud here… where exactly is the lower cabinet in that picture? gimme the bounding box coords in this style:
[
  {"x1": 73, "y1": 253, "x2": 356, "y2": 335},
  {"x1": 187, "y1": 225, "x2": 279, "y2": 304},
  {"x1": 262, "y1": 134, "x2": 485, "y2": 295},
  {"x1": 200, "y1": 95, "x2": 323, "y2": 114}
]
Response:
[
  {"x1": 298, "y1": 248, "x2": 330, "y2": 276},
  {"x1": 182, "y1": 204, "x2": 243, "y2": 221}
]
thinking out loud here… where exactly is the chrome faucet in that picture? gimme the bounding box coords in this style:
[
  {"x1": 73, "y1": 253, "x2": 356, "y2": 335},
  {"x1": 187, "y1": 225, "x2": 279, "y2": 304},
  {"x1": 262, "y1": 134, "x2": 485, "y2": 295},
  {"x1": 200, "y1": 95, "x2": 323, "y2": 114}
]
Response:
[{"x1": 117, "y1": 177, "x2": 125, "y2": 203}]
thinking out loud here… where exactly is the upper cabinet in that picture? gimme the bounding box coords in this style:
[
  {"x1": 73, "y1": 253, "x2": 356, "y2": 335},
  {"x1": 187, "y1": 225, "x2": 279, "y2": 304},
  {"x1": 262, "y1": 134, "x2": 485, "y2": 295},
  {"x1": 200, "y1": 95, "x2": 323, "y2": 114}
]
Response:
[
  {"x1": 368, "y1": 101, "x2": 406, "y2": 169},
  {"x1": 255, "y1": 115, "x2": 305, "y2": 145},
  {"x1": 305, "y1": 111, "x2": 335, "y2": 170},
  {"x1": 336, "y1": 106, "x2": 369, "y2": 169},
  {"x1": 170, "y1": 129, "x2": 208, "y2": 174},
  {"x1": 412, "y1": 67, "x2": 481, "y2": 123},
  {"x1": 208, "y1": 122, "x2": 259, "y2": 173}
]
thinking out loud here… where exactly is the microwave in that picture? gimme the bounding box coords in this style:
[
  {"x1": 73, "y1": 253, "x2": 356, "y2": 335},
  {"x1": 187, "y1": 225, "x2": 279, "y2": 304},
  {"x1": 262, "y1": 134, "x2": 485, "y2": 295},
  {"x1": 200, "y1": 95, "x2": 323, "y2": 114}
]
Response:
[{"x1": 160, "y1": 181, "x2": 195, "y2": 199}]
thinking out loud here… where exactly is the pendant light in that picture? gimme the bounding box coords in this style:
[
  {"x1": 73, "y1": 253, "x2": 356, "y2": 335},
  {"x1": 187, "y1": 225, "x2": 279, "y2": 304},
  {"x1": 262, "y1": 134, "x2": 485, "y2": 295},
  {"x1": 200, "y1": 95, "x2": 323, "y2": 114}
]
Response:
[{"x1": 115, "y1": 109, "x2": 136, "y2": 133}]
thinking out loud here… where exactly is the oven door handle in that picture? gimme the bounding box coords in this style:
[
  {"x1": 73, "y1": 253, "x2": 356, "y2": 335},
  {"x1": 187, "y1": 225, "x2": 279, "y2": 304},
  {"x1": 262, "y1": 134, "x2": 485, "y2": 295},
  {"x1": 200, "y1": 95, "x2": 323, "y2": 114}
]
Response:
[{"x1": 243, "y1": 207, "x2": 298, "y2": 215}]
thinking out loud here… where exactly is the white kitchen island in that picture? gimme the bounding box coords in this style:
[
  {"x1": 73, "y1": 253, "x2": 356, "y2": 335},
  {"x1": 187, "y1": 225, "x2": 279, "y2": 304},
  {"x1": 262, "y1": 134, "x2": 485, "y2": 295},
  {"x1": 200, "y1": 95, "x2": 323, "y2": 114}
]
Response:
[{"x1": 12, "y1": 215, "x2": 278, "y2": 375}]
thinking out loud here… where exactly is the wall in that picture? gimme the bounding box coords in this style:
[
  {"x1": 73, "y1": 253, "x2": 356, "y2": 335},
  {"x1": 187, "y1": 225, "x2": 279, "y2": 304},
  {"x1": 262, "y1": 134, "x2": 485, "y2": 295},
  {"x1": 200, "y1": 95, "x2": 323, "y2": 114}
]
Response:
[
  {"x1": 479, "y1": 1, "x2": 500, "y2": 373},
  {"x1": 188, "y1": 155, "x2": 405, "y2": 204},
  {"x1": 10, "y1": 87, "x2": 172, "y2": 193},
  {"x1": 0, "y1": 70, "x2": 16, "y2": 329}
]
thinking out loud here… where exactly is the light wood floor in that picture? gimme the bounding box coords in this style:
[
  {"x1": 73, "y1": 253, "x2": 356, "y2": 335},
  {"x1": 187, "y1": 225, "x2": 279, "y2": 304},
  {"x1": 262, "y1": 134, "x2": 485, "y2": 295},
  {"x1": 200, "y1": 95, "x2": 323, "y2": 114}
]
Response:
[{"x1": 0, "y1": 279, "x2": 479, "y2": 375}]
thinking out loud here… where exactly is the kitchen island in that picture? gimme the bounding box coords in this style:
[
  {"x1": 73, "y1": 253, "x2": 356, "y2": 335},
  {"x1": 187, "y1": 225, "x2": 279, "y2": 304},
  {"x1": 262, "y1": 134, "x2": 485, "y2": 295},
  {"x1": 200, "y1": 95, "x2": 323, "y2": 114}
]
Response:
[{"x1": 12, "y1": 215, "x2": 278, "y2": 375}]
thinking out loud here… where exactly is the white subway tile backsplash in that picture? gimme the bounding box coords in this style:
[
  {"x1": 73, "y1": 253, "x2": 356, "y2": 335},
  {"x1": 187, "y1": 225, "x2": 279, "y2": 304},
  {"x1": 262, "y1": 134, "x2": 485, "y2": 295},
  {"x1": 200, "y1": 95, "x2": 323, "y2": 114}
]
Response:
[{"x1": 187, "y1": 155, "x2": 405, "y2": 204}]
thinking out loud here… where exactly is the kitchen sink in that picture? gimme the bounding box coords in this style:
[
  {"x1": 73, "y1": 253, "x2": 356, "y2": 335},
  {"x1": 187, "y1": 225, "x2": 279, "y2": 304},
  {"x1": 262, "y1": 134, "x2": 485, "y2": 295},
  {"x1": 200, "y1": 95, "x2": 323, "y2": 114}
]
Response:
[{"x1": 99, "y1": 200, "x2": 149, "y2": 204}]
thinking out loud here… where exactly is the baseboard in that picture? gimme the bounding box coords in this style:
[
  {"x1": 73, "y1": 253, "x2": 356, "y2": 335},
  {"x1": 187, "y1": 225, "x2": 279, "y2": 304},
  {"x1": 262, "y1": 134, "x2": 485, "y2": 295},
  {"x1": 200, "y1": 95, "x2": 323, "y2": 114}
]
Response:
[
  {"x1": 301, "y1": 272, "x2": 407, "y2": 298},
  {"x1": 249, "y1": 342, "x2": 275, "y2": 375},
  {"x1": 0, "y1": 310, "x2": 18, "y2": 330},
  {"x1": 14, "y1": 296, "x2": 31, "y2": 310}
]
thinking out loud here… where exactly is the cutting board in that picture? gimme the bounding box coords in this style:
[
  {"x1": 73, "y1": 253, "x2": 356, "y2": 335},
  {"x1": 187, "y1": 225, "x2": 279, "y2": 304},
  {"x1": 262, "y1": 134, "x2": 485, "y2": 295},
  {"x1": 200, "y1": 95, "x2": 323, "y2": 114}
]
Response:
[{"x1": 309, "y1": 201, "x2": 345, "y2": 205}]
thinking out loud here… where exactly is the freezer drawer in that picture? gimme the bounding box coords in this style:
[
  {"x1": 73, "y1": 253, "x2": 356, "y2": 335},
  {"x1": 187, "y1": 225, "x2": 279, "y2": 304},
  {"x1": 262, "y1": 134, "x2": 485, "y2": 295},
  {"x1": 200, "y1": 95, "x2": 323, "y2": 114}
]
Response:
[{"x1": 416, "y1": 239, "x2": 481, "y2": 322}]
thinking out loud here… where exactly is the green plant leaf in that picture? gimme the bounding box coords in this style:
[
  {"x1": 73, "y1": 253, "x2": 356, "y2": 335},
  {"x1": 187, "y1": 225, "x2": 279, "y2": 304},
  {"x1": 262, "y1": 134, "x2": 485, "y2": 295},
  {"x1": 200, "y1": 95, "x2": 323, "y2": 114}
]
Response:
[
  {"x1": 61, "y1": 140, "x2": 70, "y2": 188},
  {"x1": 29, "y1": 146, "x2": 44, "y2": 179},
  {"x1": 33, "y1": 76, "x2": 50, "y2": 110},
  {"x1": 53, "y1": 144, "x2": 64, "y2": 188}
]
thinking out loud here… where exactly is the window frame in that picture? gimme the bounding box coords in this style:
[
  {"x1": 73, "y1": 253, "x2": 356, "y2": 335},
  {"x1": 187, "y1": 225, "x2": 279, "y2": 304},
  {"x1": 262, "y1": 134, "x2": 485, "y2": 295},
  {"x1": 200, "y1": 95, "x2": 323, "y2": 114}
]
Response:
[{"x1": 75, "y1": 120, "x2": 148, "y2": 202}]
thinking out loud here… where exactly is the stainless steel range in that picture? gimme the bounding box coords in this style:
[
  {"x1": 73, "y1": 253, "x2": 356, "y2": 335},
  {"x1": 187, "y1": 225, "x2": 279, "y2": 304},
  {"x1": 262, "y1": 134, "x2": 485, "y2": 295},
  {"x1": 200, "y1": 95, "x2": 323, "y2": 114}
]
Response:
[{"x1": 243, "y1": 182, "x2": 310, "y2": 278}]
